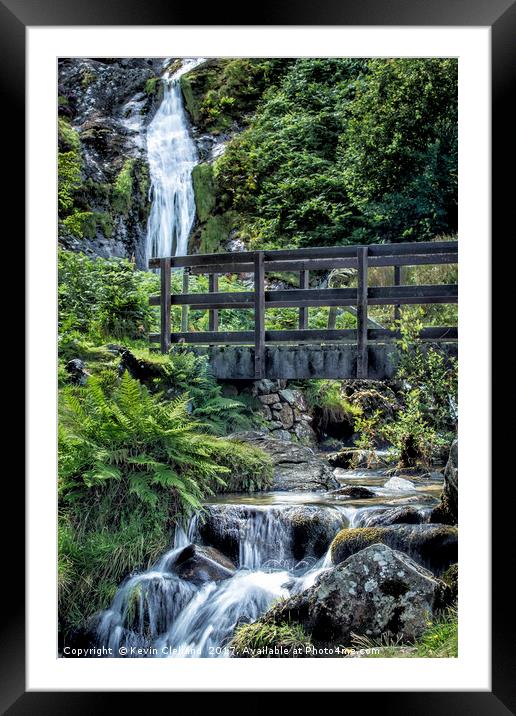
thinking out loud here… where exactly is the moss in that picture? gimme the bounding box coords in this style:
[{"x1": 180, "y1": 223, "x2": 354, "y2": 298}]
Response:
[
  {"x1": 231, "y1": 620, "x2": 312, "y2": 657},
  {"x1": 330, "y1": 527, "x2": 384, "y2": 564},
  {"x1": 180, "y1": 73, "x2": 201, "y2": 124},
  {"x1": 81, "y1": 69, "x2": 96, "y2": 87},
  {"x1": 62, "y1": 210, "x2": 113, "y2": 240},
  {"x1": 197, "y1": 211, "x2": 239, "y2": 254},
  {"x1": 441, "y1": 563, "x2": 458, "y2": 601},
  {"x1": 192, "y1": 163, "x2": 217, "y2": 222},
  {"x1": 112, "y1": 159, "x2": 135, "y2": 215},
  {"x1": 144, "y1": 77, "x2": 159, "y2": 96}
]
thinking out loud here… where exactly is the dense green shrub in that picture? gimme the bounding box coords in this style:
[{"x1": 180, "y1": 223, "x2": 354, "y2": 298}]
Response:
[{"x1": 58, "y1": 249, "x2": 157, "y2": 339}]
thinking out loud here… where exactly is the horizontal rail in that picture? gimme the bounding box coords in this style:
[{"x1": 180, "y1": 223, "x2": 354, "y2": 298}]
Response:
[
  {"x1": 148, "y1": 241, "x2": 458, "y2": 270},
  {"x1": 149, "y1": 326, "x2": 458, "y2": 345},
  {"x1": 188, "y1": 253, "x2": 458, "y2": 275},
  {"x1": 149, "y1": 284, "x2": 458, "y2": 309}
]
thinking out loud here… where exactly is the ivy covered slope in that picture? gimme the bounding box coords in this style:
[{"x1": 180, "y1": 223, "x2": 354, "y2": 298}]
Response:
[
  {"x1": 183, "y1": 58, "x2": 457, "y2": 253},
  {"x1": 58, "y1": 249, "x2": 272, "y2": 641},
  {"x1": 58, "y1": 58, "x2": 171, "y2": 267}
]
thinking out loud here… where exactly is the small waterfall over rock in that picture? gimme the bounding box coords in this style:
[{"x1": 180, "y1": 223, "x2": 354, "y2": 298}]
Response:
[{"x1": 145, "y1": 58, "x2": 204, "y2": 264}]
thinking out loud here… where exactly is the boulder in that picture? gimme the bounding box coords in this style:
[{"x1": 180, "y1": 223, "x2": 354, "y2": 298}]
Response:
[
  {"x1": 327, "y1": 448, "x2": 387, "y2": 470},
  {"x1": 262, "y1": 544, "x2": 451, "y2": 645},
  {"x1": 359, "y1": 506, "x2": 427, "y2": 527},
  {"x1": 293, "y1": 421, "x2": 318, "y2": 445},
  {"x1": 170, "y1": 544, "x2": 236, "y2": 585},
  {"x1": 229, "y1": 432, "x2": 339, "y2": 491},
  {"x1": 430, "y1": 439, "x2": 458, "y2": 525},
  {"x1": 330, "y1": 524, "x2": 458, "y2": 575},
  {"x1": 65, "y1": 358, "x2": 90, "y2": 385},
  {"x1": 330, "y1": 485, "x2": 376, "y2": 499},
  {"x1": 275, "y1": 403, "x2": 295, "y2": 429}
]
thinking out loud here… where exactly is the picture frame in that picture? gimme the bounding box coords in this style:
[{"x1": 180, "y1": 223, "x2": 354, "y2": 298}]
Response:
[{"x1": 7, "y1": 0, "x2": 513, "y2": 708}]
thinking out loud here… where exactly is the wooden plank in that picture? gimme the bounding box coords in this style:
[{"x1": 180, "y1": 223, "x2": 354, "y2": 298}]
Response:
[
  {"x1": 188, "y1": 253, "x2": 457, "y2": 275},
  {"x1": 148, "y1": 241, "x2": 458, "y2": 269},
  {"x1": 299, "y1": 270, "x2": 309, "y2": 329},
  {"x1": 181, "y1": 268, "x2": 189, "y2": 333},
  {"x1": 208, "y1": 273, "x2": 219, "y2": 332},
  {"x1": 394, "y1": 265, "x2": 401, "y2": 322},
  {"x1": 254, "y1": 252, "x2": 265, "y2": 379},
  {"x1": 159, "y1": 258, "x2": 171, "y2": 354},
  {"x1": 150, "y1": 325, "x2": 458, "y2": 345},
  {"x1": 356, "y1": 246, "x2": 368, "y2": 378},
  {"x1": 149, "y1": 283, "x2": 458, "y2": 309}
]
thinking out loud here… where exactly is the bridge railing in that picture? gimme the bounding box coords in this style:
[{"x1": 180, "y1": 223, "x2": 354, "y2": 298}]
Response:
[{"x1": 148, "y1": 241, "x2": 458, "y2": 379}]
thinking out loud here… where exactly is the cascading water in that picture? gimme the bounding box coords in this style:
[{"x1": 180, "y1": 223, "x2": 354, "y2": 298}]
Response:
[
  {"x1": 145, "y1": 58, "x2": 205, "y2": 264},
  {"x1": 94, "y1": 471, "x2": 443, "y2": 658}
]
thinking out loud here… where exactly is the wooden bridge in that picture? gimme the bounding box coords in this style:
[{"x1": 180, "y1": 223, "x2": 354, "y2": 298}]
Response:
[{"x1": 148, "y1": 241, "x2": 458, "y2": 380}]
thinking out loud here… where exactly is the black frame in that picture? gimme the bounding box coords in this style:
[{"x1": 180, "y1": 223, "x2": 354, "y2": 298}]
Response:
[{"x1": 7, "y1": 0, "x2": 514, "y2": 710}]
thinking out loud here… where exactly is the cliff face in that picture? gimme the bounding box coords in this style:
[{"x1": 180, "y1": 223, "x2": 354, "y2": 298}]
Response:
[{"x1": 57, "y1": 58, "x2": 167, "y2": 268}]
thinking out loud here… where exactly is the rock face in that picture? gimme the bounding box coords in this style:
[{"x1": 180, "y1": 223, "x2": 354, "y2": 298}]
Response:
[
  {"x1": 330, "y1": 524, "x2": 458, "y2": 575},
  {"x1": 169, "y1": 544, "x2": 236, "y2": 585},
  {"x1": 262, "y1": 544, "x2": 451, "y2": 645},
  {"x1": 229, "y1": 432, "x2": 339, "y2": 492},
  {"x1": 430, "y1": 439, "x2": 458, "y2": 525},
  {"x1": 58, "y1": 58, "x2": 167, "y2": 266}
]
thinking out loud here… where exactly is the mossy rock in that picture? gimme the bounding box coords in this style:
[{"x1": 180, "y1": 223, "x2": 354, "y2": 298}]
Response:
[
  {"x1": 441, "y1": 563, "x2": 458, "y2": 601},
  {"x1": 331, "y1": 524, "x2": 458, "y2": 575},
  {"x1": 191, "y1": 163, "x2": 217, "y2": 222},
  {"x1": 196, "y1": 211, "x2": 240, "y2": 254}
]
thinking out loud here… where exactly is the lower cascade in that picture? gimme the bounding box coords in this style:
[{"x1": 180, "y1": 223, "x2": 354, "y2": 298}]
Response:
[{"x1": 93, "y1": 471, "x2": 443, "y2": 658}]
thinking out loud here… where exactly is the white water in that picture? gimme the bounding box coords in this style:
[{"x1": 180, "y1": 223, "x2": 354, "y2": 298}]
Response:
[
  {"x1": 94, "y1": 471, "x2": 443, "y2": 658},
  {"x1": 145, "y1": 58, "x2": 205, "y2": 264}
]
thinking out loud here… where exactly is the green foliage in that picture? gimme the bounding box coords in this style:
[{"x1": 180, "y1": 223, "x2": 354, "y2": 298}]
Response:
[
  {"x1": 58, "y1": 249, "x2": 157, "y2": 340},
  {"x1": 306, "y1": 379, "x2": 362, "y2": 436},
  {"x1": 215, "y1": 439, "x2": 273, "y2": 492},
  {"x1": 62, "y1": 210, "x2": 113, "y2": 239},
  {"x1": 59, "y1": 371, "x2": 229, "y2": 517},
  {"x1": 382, "y1": 389, "x2": 437, "y2": 468},
  {"x1": 339, "y1": 59, "x2": 458, "y2": 242},
  {"x1": 181, "y1": 58, "x2": 292, "y2": 132},
  {"x1": 231, "y1": 620, "x2": 312, "y2": 657},
  {"x1": 112, "y1": 159, "x2": 135, "y2": 214},
  {"x1": 58, "y1": 118, "x2": 82, "y2": 214},
  {"x1": 200, "y1": 58, "x2": 458, "y2": 250}
]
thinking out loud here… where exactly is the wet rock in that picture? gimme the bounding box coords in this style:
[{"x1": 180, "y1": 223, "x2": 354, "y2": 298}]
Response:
[
  {"x1": 430, "y1": 439, "x2": 458, "y2": 525},
  {"x1": 261, "y1": 544, "x2": 451, "y2": 645},
  {"x1": 229, "y1": 432, "x2": 339, "y2": 491},
  {"x1": 330, "y1": 485, "x2": 376, "y2": 499},
  {"x1": 360, "y1": 506, "x2": 427, "y2": 527},
  {"x1": 441, "y1": 563, "x2": 458, "y2": 601},
  {"x1": 259, "y1": 393, "x2": 280, "y2": 405},
  {"x1": 288, "y1": 506, "x2": 346, "y2": 562},
  {"x1": 65, "y1": 358, "x2": 90, "y2": 385},
  {"x1": 171, "y1": 544, "x2": 236, "y2": 585},
  {"x1": 330, "y1": 524, "x2": 458, "y2": 575},
  {"x1": 328, "y1": 448, "x2": 387, "y2": 470}
]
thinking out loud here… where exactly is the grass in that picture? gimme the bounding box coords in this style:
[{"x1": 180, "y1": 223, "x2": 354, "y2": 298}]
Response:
[
  {"x1": 231, "y1": 621, "x2": 312, "y2": 657},
  {"x1": 351, "y1": 608, "x2": 458, "y2": 658}
]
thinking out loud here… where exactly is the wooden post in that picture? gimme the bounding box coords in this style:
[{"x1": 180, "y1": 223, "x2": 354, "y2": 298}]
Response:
[
  {"x1": 394, "y1": 265, "x2": 401, "y2": 322},
  {"x1": 327, "y1": 306, "x2": 338, "y2": 330},
  {"x1": 160, "y1": 257, "x2": 171, "y2": 354},
  {"x1": 254, "y1": 252, "x2": 265, "y2": 379},
  {"x1": 299, "y1": 270, "x2": 309, "y2": 329},
  {"x1": 356, "y1": 246, "x2": 368, "y2": 378},
  {"x1": 208, "y1": 273, "x2": 219, "y2": 346},
  {"x1": 181, "y1": 268, "x2": 189, "y2": 333}
]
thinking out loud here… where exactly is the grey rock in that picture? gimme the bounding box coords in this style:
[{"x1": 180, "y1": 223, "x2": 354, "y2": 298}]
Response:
[
  {"x1": 169, "y1": 544, "x2": 236, "y2": 585},
  {"x1": 259, "y1": 393, "x2": 280, "y2": 405},
  {"x1": 430, "y1": 439, "x2": 458, "y2": 525},
  {"x1": 360, "y1": 506, "x2": 427, "y2": 527},
  {"x1": 229, "y1": 431, "x2": 339, "y2": 491},
  {"x1": 270, "y1": 429, "x2": 292, "y2": 442},
  {"x1": 261, "y1": 544, "x2": 451, "y2": 645},
  {"x1": 330, "y1": 485, "x2": 376, "y2": 499}
]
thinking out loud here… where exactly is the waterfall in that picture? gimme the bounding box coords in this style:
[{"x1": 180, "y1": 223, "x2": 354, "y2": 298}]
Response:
[{"x1": 145, "y1": 58, "x2": 204, "y2": 265}]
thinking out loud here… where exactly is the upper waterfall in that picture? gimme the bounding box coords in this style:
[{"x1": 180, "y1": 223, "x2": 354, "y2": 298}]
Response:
[{"x1": 145, "y1": 58, "x2": 204, "y2": 265}]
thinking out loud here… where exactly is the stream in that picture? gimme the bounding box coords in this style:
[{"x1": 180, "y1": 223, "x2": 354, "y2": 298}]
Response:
[{"x1": 95, "y1": 467, "x2": 443, "y2": 658}]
